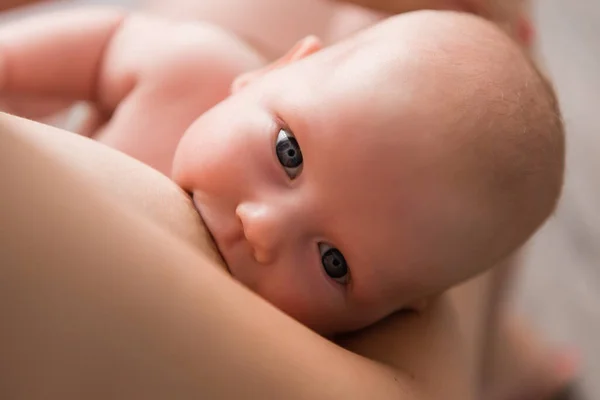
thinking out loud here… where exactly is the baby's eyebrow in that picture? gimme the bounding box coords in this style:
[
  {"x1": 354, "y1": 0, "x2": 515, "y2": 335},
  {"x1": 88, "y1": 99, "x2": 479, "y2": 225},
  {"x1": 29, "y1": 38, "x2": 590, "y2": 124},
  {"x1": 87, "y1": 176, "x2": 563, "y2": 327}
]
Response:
[{"x1": 273, "y1": 97, "x2": 319, "y2": 142}]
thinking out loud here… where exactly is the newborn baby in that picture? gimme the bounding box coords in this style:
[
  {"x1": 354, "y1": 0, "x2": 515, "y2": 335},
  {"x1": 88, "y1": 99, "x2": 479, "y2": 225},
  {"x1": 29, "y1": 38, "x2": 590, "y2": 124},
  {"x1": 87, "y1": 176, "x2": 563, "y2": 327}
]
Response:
[
  {"x1": 172, "y1": 14, "x2": 564, "y2": 334},
  {"x1": 0, "y1": 9, "x2": 564, "y2": 334}
]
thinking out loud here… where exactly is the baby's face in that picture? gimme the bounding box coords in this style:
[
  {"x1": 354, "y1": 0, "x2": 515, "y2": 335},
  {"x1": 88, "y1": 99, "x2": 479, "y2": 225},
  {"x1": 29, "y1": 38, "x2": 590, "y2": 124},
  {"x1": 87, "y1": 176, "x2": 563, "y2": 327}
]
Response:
[
  {"x1": 173, "y1": 11, "x2": 537, "y2": 334},
  {"x1": 173, "y1": 68, "x2": 421, "y2": 334}
]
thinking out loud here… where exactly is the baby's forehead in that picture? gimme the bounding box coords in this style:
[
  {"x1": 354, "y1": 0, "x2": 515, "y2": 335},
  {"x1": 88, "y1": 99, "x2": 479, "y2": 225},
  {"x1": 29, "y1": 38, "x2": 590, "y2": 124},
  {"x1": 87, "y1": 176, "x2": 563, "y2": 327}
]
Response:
[
  {"x1": 297, "y1": 52, "x2": 449, "y2": 155},
  {"x1": 306, "y1": 10, "x2": 519, "y2": 95},
  {"x1": 298, "y1": 13, "x2": 526, "y2": 149},
  {"x1": 291, "y1": 28, "x2": 460, "y2": 126}
]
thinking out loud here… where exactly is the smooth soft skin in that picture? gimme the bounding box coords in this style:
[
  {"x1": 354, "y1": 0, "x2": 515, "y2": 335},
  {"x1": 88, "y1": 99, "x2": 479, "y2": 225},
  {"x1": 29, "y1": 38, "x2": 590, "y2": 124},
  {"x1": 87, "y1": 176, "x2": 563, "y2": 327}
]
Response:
[
  {"x1": 0, "y1": 9, "x2": 563, "y2": 335},
  {"x1": 173, "y1": 12, "x2": 564, "y2": 333},
  {"x1": 143, "y1": 0, "x2": 532, "y2": 56},
  {"x1": 0, "y1": 113, "x2": 476, "y2": 399},
  {"x1": 143, "y1": 0, "x2": 386, "y2": 59},
  {"x1": 0, "y1": 7, "x2": 265, "y2": 174}
]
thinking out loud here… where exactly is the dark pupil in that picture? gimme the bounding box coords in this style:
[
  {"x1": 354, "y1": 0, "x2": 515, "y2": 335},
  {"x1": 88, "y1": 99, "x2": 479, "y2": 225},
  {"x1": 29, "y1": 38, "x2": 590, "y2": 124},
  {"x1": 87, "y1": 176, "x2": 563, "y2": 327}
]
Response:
[
  {"x1": 322, "y1": 248, "x2": 347, "y2": 279},
  {"x1": 277, "y1": 136, "x2": 303, "y2": 168}
]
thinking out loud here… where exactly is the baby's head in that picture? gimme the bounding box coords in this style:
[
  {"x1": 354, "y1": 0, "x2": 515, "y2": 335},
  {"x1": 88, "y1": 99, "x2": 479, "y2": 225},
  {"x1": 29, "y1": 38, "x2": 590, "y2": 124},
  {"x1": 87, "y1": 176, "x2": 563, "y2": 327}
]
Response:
[{"x1": 173, "y1": 10, "x2": 564, "y2": 334}]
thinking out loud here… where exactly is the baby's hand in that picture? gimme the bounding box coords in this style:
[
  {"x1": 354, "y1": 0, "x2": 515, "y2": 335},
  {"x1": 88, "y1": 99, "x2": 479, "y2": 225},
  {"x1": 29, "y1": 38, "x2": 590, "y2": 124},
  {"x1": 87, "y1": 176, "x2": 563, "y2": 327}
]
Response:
[{"x1": 0, "y1": 7, "x2": 264, "y2": 174}]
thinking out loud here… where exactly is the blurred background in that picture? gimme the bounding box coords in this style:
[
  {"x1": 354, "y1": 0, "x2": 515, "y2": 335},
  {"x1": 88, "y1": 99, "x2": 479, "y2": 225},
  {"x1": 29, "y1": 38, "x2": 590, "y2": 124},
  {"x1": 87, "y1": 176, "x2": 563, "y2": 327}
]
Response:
[
  {"x1": 1, "y1": 0, "x2": 598, "y2": 398},
  {"x1": 515, "y1": 2, "x2": 600, "y2": 399}
]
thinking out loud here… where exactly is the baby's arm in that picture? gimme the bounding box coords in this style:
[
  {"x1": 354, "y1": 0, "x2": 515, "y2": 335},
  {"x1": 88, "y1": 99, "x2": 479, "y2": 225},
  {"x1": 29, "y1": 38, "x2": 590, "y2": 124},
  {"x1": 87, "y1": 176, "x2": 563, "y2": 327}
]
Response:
[
  {"x1": 0, "y1": 8, "x2": 265, "y2": 174},
  {"x1": 0, "y1": 8, "x2": 124, "y2": 107}
]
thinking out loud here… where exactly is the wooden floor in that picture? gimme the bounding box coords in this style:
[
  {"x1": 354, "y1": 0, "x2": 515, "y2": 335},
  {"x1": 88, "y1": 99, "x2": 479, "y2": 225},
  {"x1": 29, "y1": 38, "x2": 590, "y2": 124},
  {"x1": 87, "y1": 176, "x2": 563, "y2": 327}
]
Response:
[{"x1": 3, "y1": 0, "x2": 599, "y2": 398}]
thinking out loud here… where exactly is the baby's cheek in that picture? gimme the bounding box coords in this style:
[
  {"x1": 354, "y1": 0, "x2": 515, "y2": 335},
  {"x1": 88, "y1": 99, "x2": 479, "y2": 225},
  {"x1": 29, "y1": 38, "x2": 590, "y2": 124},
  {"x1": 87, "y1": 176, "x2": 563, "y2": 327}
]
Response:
[
  {"x1": 255, "y1": 266, "x2": 349, "y2": 333},
  {"x1": 172, "y1": 124, "x2": 233, "y2": 193},
  {"x1": 171, "y1": 134, "x2": 201, "y2": 190}
]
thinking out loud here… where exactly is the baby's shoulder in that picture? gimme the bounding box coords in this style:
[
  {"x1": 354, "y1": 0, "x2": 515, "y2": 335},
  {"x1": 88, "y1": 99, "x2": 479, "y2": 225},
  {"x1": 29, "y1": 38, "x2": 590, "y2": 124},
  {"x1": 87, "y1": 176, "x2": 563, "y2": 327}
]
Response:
[{"x1": 105, "y1": 13, "x2": 266, "y2": 94}]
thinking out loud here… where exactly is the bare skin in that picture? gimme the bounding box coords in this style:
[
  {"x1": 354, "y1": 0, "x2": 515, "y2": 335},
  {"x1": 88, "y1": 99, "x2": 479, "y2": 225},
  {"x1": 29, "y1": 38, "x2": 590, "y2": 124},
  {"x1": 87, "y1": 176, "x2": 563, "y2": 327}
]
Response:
[
  {"x1": 0, "y1": 7, "x2": 566, "y2": 398},
  {"x1": 0, "y1": 115, "x2": 568, "y2": 400},
  {"x1": 142, "y1": 0, "x2": 385, "y2": 60},
  {"x1": 143, "y1": 0, "x2": 534, "y2": 55},
  {"x1": 178, "y1": 13, "x2": 563, "y2": 334},
  {"x1": 335, "y1": 0, "x2": 529, "y2": 28},
  {"x1": 0, "y1": 8, "x2": 564, "y2": 334},
  {"x1": 0, "y1": 8, "x2": 266, "y2": 174},
  {"x1": 1, "y1": 113, "x2": 473, "y2": 399}
]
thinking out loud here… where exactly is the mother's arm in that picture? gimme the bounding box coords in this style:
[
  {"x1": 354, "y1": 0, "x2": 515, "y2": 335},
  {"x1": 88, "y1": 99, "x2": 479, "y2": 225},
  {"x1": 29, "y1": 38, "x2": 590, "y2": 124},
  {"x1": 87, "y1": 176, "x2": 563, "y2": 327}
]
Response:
[
  {"x1": 0, "y1": 113, "x2": 472, "y2": 399},
  {"x1": 336, "y1": 0, "x2": 524, "y2": 20},
  {"x1": 335, "y1": 0, "x2": 530, "y2": 45}
]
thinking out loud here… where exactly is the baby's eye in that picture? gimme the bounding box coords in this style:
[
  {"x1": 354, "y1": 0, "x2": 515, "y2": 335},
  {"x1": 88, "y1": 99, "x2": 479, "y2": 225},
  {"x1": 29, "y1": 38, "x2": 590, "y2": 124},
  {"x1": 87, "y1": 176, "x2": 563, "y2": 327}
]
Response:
[
  {"x1": 275, "y1": 128, "x2": 303, "y2": 180},
  {"x1": 319, "y1": 243, "x2": 349, "y2": 284}
]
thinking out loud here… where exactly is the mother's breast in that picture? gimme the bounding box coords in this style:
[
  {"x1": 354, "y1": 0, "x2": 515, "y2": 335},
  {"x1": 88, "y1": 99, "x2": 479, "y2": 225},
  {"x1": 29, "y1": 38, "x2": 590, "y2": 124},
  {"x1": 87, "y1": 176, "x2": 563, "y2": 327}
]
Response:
[{"x1": 7, "y1": 113, "x2": 228, "y2": 272}]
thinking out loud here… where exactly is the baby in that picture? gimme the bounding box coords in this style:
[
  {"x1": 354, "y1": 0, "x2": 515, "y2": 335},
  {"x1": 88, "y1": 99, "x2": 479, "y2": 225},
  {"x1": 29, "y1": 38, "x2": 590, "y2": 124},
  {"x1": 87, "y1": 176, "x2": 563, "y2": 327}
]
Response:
[
  {"x1": 172, "y1": 14, "x2": 564, "y2": 334},
  {"x1": 0, "y1": 9, "x2": 564, "y2": 334}
]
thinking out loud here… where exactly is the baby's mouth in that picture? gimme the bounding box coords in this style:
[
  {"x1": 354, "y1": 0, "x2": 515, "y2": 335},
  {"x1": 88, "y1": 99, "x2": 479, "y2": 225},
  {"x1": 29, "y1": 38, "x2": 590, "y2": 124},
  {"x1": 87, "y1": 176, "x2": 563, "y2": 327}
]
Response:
[{"x1": 189, "y1": 193, "x2": 231, "y2": 275}]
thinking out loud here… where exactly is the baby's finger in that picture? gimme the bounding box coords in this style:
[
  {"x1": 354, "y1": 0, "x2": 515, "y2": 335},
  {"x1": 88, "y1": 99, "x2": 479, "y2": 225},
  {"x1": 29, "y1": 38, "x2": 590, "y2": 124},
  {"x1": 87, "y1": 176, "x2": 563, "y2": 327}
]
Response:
[{"x1": 0, "y1": 7, "x2": 125, "y2": 102}]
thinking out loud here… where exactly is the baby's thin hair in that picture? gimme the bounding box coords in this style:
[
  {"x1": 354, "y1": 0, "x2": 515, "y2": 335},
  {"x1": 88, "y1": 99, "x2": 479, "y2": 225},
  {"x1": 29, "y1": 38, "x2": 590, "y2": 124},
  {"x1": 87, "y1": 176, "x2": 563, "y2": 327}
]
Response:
[
  {"x1": 517, "y1": 51, "x2": 566, "y2": 214},
  {"x1": 461, "y1": 44, "x2": 566, "y2": 275}
]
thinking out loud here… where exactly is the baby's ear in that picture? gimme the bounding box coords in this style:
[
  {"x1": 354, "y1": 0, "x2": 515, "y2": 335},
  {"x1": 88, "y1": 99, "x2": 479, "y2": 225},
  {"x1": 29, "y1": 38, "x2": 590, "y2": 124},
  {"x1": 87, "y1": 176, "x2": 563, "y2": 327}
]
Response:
[
  {"x1": 515, "y1": 15, "x2": 535, "y2": 48},
  {"x1": 275, "y1": 35, "x2": 323, "y2": 65},
  {"x1": 231, "y1": 35, "x2": 322, "y2": 94}
]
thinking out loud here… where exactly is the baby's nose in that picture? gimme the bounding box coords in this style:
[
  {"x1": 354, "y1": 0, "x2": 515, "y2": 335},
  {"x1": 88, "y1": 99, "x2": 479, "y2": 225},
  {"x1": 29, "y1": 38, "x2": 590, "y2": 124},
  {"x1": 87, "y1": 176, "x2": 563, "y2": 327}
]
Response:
[{"x1": 235, "y1": 202, "x2": 292, "y2": 265}]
